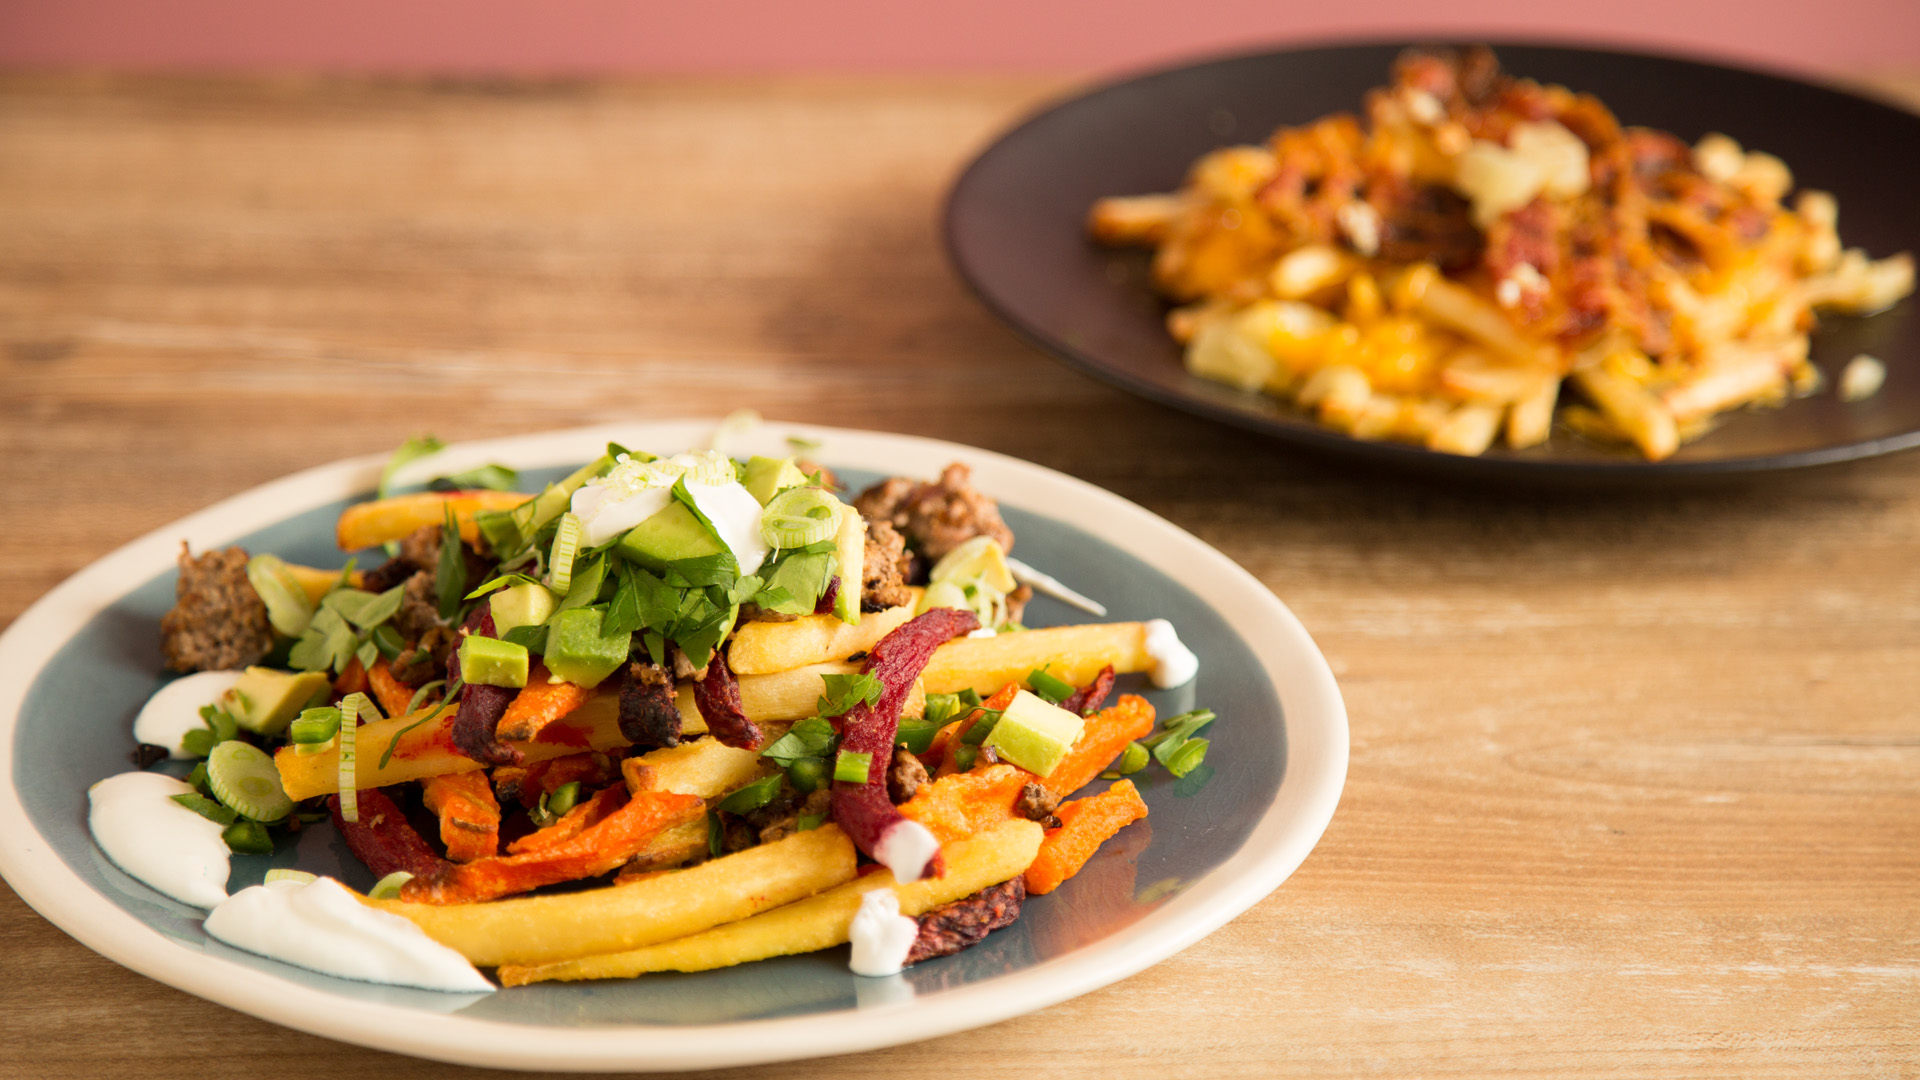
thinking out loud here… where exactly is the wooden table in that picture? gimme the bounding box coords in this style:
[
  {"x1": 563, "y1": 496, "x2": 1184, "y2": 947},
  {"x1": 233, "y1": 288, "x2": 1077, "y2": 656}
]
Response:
[{"x1": 3, "y1": 70, "x2": 1917, "y2": 1079}]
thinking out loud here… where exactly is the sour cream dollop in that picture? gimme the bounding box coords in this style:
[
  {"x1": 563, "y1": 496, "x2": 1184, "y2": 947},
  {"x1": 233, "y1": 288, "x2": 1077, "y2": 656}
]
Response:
[
  {"x1": 88, "y1": 772, "x2": 230, "y2": 908},
  {"x1": 133, "y1": 670, "x2": 243, "y2": 759},
  {"x1": 848, "y1": 888, "x2": 919, "y2": 977},
  {"x1": 681, "y1": 477, "x2": 769, "y2": 575},
  {"x1": 1143, "y1": 619, "x2": 1199, "y2": 688},
  {"x1": 569, "y1": 452, "x2": 769, "y2": 573},
  {"x1": 204, "y1": 877, "x2": 494, "y2": 993},
  {"x1": 872, "y1": 820, "x2": 941, "y2": 884}
]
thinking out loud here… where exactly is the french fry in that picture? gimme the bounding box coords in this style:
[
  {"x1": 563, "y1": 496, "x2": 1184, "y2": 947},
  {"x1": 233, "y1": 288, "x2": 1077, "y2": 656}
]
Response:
[
  {"x1": 420, "y1": 772, "x2": 501, "y2": 863},
  {"x1": 1088, "y1": 193, "x2": 1188, "y2": 245},
  {"x1": 399, "y1": 789, "x2": 705, "y2": 905},
  {"x1": 622, "y1": 733, "x2": 781, "y2": 798},
  {"x1": 495, "y1": 663, "x2": 594, "y2": 742},
  {"x1": 1024, "y1": 779, "x2": 1150, "y2": 896},
  {"x1": 284, "y1": 562, "x2": 362, "y2": 605},
  {"x1": 919, "y1": 624, "x2": 1153, "y2": 696},
  {"x1": 365, "y1": 659, "x2": 417, "y2": 720},
  {"x1": 899, "y1": 763, "x2": 1030, "y2": 842},
  {"x1": 335, "y1": 490, "x2": 530, "y2": 551},
  {"x1": 1043, "y1": 694, "x2": 1156, "y2": 798},
  {"x1": 275, "y1": 692, "x2": 631, "y2": 800},
  {"x1": 1571, "y1": 366, "x2": 1679, "y2": 461},
  {"x1": 1660, "y1": 343, "x2": 1793, "y2": 422},
  {"x1": 727, "y1": 597, "x2": 921, "y2": 675},
  {"x1": 1505, "y1": 375, "x2": 1559, "y2": 449},
  {"x1": 1427, "y1": 402, "x2": 1503, "y2": 456},
  {"x1": 372, "y1": 825, "x2": 859, "y2": 967},
  {"x1": 499, "y1": 819, "x2": 1043, "y2": 984}
]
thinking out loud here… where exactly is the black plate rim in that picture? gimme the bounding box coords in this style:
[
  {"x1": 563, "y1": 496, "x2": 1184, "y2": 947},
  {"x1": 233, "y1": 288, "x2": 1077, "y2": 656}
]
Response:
[{"x1": 942, "y1": 37, "x2": 1920, "y2": 481}]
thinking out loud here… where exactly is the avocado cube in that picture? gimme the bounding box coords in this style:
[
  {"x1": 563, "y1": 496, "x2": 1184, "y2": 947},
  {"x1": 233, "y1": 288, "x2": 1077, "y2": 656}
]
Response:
[
  {"x1": 490, "y1": 581, "x2": 557, "y2": 637},
  {"x1": 742, "y1": 456, "x2": 810, "y2": 506},
  {"x1": 459, "y1": 635, "x2": 530, "y2": 689},
  {"x1": 221, "y1": 667, "x2": 332, "y2": 736},
  {"x1": 542, "y1": 608, "x2": 631, "y2": 689},
  {"x1": 616, "y1": 500, "x2": 729, "y2": 573},
  {"x1": 982, "y1": 689, "x2": 1086, "y2": 778}
]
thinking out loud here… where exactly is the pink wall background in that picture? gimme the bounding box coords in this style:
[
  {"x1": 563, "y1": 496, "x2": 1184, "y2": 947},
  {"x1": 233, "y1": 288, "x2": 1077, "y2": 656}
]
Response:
[{"x1": 1, "y1": 0, "x2": 1915, "y2": 76}]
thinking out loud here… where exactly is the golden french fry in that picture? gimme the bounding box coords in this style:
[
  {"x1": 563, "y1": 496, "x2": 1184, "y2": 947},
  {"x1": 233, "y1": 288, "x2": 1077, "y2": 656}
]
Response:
[
  {"x1": 1505, "y1": 376, "x2": 1560, "y2": 449},
  {"x1": 622, "y1": 732, "x2": 782, "y2": 798},
  {"x1": 1405, "y1": 269, "x2": 1558, "y2": 368},
  {"x1": 274, "y1": 694, "x2": 640, "y2": 801},
  {"x1": 728, "y1": 597, "x2": 921, "y2": 675},
  {"x1": 283, "y1": 563, "x2": 363, "y2": 605},
  {"x1": 1660, "y1": 344, "x2": 1793, "y2": 422},
  {"x1": 370, "y1": 825, "x2": 858, "y2": 967},
  {"x1": 1438, "y1": 349, "x2": 1554, "y2": 404},
  {"x1": 499, "y1": 818, "x2": 1043, "y2": 984},
  {"x1": 335, "y1": 490, "x2": 530, "y2": 551},
  {"x1": 920, "y1": 623, "x2": 1152, "y2": 695},
  {"x1": 1426, "y1": 402, "x2": 1503, "y2": 456},
  {"x1": 1572, "y1": 366, "x2": 1678, "y2": 461},
  {"x1": 1087, "y1": 193, "x2": 1188, "y2": 245}
]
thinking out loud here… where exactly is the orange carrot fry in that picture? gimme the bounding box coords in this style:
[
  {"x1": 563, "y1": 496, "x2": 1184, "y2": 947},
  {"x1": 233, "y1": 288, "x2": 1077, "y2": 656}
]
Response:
[
  {"x1": 931, "y1": 684, "x2": 1019, "y2": 778},
  {"x1": 507, "y1": 784, "x2": 626, "y2": 855},
  {"x1": 495, "y1": 663, "x2": 595, "y2": 742},
  {"x1": 420, "y1": 771, "x2": 502, "y2": 863},
  {"x1": 366, "y1": 659, "x2": 417, "y2": 720},
  {"x1": 899, "y1": 763, "x2": 1031, "y2": 843},
  {"x1": 1024, "y1": 778, "x2": 1149, "y2": 896},
  {"x1": 1041, "y1": 694, "x2": 1156, "y2": 798},
  {"x1": 401, "y1": 790, "x2": 704, "y2": 905},
  {"x1": 332, "y1": 655, "x2": 370, "y2": 697}
]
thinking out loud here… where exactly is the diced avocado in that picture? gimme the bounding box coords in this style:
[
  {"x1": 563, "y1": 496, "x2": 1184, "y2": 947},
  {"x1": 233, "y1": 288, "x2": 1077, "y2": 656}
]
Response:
[
  {"x1": 542, "y1": 608, "x2": 631, "y2": 689},
  {"x1": 616, "y1": 500, "x2": 729, "y2": 573},
  {"x1": 489, "y1": 581, "x2": 557, "y2": 636},
  {"x1": 221, "y1": 667, "x2": 331, "y2": 737},
  {"x1": 459, "y1": 635, "x2": 530, "y2": 689},
  {"x1": 982, "y1": 689, "x2": 1086, "y2": 778},
  {"x1": 831, "y1": 504, "x2": 864, "y2": 625},
  {"x1": 742, "y1": 456, "x2": 810, "y2": 506}
]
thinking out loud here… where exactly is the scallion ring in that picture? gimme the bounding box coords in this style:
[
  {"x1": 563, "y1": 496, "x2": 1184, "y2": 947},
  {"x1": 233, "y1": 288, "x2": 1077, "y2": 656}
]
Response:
[
  {"x1": 759, "y1": 487, "x2": 843, "y2": 549},
  {"x1": 547, "y1": 512, "x2": 581, "y2": 596},
  {"x1": 368, "y1": 871, "x2": 413, "y2": 900}
]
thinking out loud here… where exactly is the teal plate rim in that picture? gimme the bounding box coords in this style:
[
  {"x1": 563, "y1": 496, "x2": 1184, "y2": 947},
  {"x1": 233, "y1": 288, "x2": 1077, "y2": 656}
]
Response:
[{"x1": 0, "y1": 420, "x2": 1347, "y2": 1071}]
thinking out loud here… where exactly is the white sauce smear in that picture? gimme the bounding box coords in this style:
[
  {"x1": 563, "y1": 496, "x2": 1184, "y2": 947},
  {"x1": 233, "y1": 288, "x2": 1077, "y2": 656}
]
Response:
[
  {"x1": 848, "y1": 888, "x2": 919, "y2": 977},
  {"x1": 571, "y1": 482, "x2": 673, "y2": 549},
  {"x1": 205, "y1": 877, "x2": 494, "y2": 993},
  {"x1": 684, "y1": 480, "x2": 769, "y2": 575},
  {"x1": 1143, "y1": 619, "x2": 1199, "y2": 688},
  {"x1": 873, "y1": 819, "x2": 941, "y2": 883},
  {"x1": 88, "y1": 772, "x2": 230, "y2": 908},
  {"x1": 133, "y1": 670, "x2": 243, "y2": 759}
]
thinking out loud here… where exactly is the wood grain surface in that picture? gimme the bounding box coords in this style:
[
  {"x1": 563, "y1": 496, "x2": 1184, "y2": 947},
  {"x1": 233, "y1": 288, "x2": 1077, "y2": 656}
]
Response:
[{"x1": 2, "y1": 70, "x2": 1917, "y2": 1080}]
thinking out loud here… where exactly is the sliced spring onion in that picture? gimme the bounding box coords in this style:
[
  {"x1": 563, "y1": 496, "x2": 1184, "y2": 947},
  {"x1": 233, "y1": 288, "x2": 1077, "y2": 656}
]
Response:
[
  {"x1": 760, "y1": 487, "x2": 842, "y2": 549},
  {"x1": 547, "y1": 512, "x2": 582, "y2": 596},
  {"x1": 546, "y1": 780, "x2": 582, "y2": 819},
  {"x1": 370, "y1": 623, "x2": 405, "y2": 661},
  {"x1": 917, "y1": 580, "x2": 969, "y2": 615},
  {"x1": 246, "y1": 553, "x2": 315, "y2": 637},
  {"x1": 337, "y1": 691, "x2": 380, "y2": 823},
  {"x1": 1004, "y1": 555, "x2": 1108, "y2": 617},
  {"x1": 1114, "y1": 741, "x2": 1150, "y2": 776},
  {"x1": 289, "y1": 707, "x2": 341, "y2": 744},
  {"x1": 206, "y1": 741, "x2": 295, "y2": 822},
  {"x1": 368, "y1": 871, "x2": 413, "y2": 900},
  {"x1": 930, "y1": 535, "x2": 1017, "y2": 593},
  {"x1": 950, "y1": 744, "x2": 979, "y2": 773},
  {"x1": 1027, "y1": 667, "x2": 1076, "y2": 704},
  {"x1": 169, "y1": 792, "x2": 237, "y2": 826},
  {"x1": 264, "y1": 869, "x2": 318, "y2": 886},
  {"x1": 795, "y1": 811, "x2": 828, "y2": 832},
  {"x1": 1163, "y1": 738, "x2": 1210, "y2": 779},
  {"x1": 786, "y1": 757, "x2": 832, "y2": 794},
  {"x1": 832, "y1": 749, "x2": 873, "y2": 784},
  {"x1": 180, "y1": 727, "x2": 219, "y2": 759},
  {"x1": 713, "y1": 773, "x2": 783, "y2": 815},
  {"x1": 221, "y1": 819, "x2": 274, "y2": 856},
  {"x1": 894, "y1": 717, "x2": 943, "y2": 754}
]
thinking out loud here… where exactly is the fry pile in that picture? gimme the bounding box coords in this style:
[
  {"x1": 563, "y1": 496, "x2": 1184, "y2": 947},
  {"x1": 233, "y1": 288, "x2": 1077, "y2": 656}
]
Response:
[{"x1": 1089, "y1": 46, "x2": 1914, "y2": 459}]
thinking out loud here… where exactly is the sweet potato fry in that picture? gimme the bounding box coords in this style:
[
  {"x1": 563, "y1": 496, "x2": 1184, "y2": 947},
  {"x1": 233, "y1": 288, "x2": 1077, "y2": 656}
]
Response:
[
  {"x1": 1041, "y1": 694, "x2": 1156, "y2": 798},
  {"x1": 335, "y1": 489, "x2": 530, "y2": 551},
  {"x1": 373, "y1": 825, "x2": 859, "y2": 967},
  {"x1": 499, "y1": 818, "x2": 1043, "y2": 984},
  {"x1": 398, "y1": 789, "x2": 704, "y2": 905},
  {"x1": 1024, "y1": 779, "x2": 1149, "y2": 896},
  {"x1": 507, "y1": 783, "x2": 625, "y2": 855},
  {"x1": 899, "y1": 763, "x2": 1030, "y2": 843},
  {"x1": 496, "y1": 663, "x2": 594, "y2": 742},
  {"x1": 420, "y1": 771, "x2": 502, "y2": 863},
  {"x1": 365, "y1": 658, "x2": 417, "y2": 720}
]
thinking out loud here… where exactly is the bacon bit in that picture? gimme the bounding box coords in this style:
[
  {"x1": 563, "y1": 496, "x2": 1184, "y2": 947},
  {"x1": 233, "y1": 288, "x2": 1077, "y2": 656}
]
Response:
[
  {"x1": 420, "y1": 772, "x2": 501, "y2": 863},
  {"x1": 366, "y1": 659, "x2": 416, "y2": 719},
  {"x1": 1024, "y1": 779, "x2": 1149, "y2": 896},
  {"x1": 1060, "y1": 665, "x2": 1116, "y2": 717},
  {"x1": 899, "y1": 764, "x2": 1030, "y2": 843},
  {"x1": 692, "y1": 649, "x2": 763, "y2": 750},
  {"x1": 833, "y1": 607, "x2": 981, "y2": 880},
  {"x1": 495, "y1": 663, "x2": 593, "y2": 742},
  {"x1": 399, "y1": 789, "x2": 704, "y2": 905},
  {"x1": 329, "y1": 786, "x2": 449, "y2": 881},
  {"x1": 507, "y1": 784, "x2": 626, "y2": 855},
  {"x1": 1042, "y1": 694, "x2": 1156, "y2": 799}
]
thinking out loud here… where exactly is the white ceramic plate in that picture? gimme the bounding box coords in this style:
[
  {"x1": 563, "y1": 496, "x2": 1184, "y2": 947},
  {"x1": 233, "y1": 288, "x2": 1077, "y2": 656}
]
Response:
[{"x1": 0, "y1": 420, "x2": 1347, "y2": 1071}]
